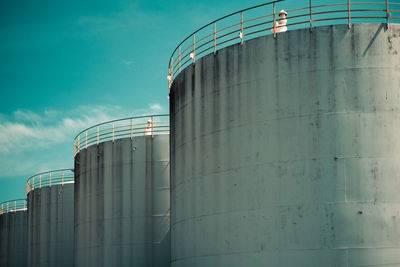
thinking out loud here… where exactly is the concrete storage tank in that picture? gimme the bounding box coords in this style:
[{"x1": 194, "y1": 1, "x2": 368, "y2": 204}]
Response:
[
  {"x1": 0, "y1": 199, "x2": 28, "y2": 267},
  {"x1": 26, "y1": 169, "x2": 74, "y2": 267},
  {"x1": 74, "y1": 114, "x2": 170, "y2": 267},
  {"x1": 168, "y1": 1, "x2": 400, "y2": 266}
]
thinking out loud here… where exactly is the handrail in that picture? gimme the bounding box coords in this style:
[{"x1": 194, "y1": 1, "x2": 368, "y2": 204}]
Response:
[
  {"x1": 167, "y1": 0, "x2": 400, "y2": 93},
  {"x1": 168, "y1": 0, "x2": 284, "y2": 63},
  {"x1": 0, "y1": 199, "x2": 27, "y2": 215},
  {"x1": 26, "y1": 169, "x2": 74, "y2": 195},
  {"x1": 73, "y1": 114, "x2": 170, "y2": 156}
]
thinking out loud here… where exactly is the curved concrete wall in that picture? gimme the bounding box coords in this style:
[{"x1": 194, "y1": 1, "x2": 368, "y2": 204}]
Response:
[
  {"x1": 170, "y1": 23, "x2": 400, "y2": 267},
  {"x1": 0, "y1": 211, "x2": 27, "y2": 267},
  {"x1": 74, "y1": 135, "x2": 170, "y2": 267},
  {"x1": 27, "y1": 184, "x2": 74, "y2": 267}
]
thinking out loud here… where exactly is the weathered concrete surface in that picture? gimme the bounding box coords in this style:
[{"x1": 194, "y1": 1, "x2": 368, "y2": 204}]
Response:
[
  {"x1": 170, "y1": 23, "x2": 400, "y2": 267},
  {"x1": 27, "y1": 184, "x2": 74, "y2": 267},
  {"x1": 0, "y1": 211, "x2": 27, "y2": 267},
  {"x1": 74, "y1": 135, "x2": 170, "y2": 267}
]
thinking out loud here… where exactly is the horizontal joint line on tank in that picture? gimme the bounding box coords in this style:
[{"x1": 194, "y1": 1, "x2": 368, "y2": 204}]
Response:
[
  {"x1": 173, "y1": 107, "x2": 400, "y2": 149},
  {"x1": 76, "y1": 173, "x2": 169, "y2": 178},
  {"x1": 172, "y1": 246, "x2": 400, "y2": 262},
  {"x1": 171, "y1": 248, "x2": 279, "y2": 261},
  {"x1": 201, "y1": 66, "x2": 398, "y2": 85},
  {"x1": 332, "y1": 155, "x2": 399, "y2": 160},
  {"x1": 173, "y1": 66, "x2": 398, "y2": 94},
  {"x1": 172, "y1": 201, "x2": 400, "y2": 226},
  {"x1": 75, "y1": 241, "x2": 168, "y2": 249},
  {"x1": 77, "y1": 219, "x2": 169, "y2": 227},
  {"x1": 172, "y1": 248, "x2": 400, "y2": 263},
  {"x1": 171, "y1": 63, "x2": 399, "y2": 83},
  {"x1": 172, "y1": 155, "x2": 400, "y2": 190}
]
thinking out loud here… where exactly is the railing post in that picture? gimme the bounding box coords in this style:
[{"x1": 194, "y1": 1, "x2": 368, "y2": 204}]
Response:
[
  {"x1": 179, "y1": 46, "x2": 181, "y2": 73},
  {"x1": 168, "y1": 67, "x2": 171, "y2": 94},
  {"x1": 348, "y1": 0, "x2": 351, "y2": 28},
  {"x1": 74, "y1": 139, "x2": 76, "y2": 157},
  {"x1": 130, "y1": 119, "x2": 133, "y2": 139},
  {"x1": 14, "y1": 201, "x2": 16, "y2": 211},
  {"x1": 49, "y1": 172, "x2": 52, "y2": 187},
  {"x1": 192, "y1": 34, "x2": 196, "y2": 63},
  {"x1": 78, "y1": 135, "x2": 80, "y2": 153},
  {"x1": 386, "y1": 0, "x2": 390, "y2": 29},
  {"x1": 97, "y1": 126, "x2": 99, "y2": 145},
  {"x1": 170, "y1": 60, "x2": 174, "y2": 91},
  {"x1": 213, "y1": 22, "x2": 217, "y2": 54},
  {"x1": 40, "y1": 174, "x2": 42, "y2": 188},
  {"x1": 32, "y1": 176, "x2": 34, "y2": 190},
  {"x1": 112, "y1": 122, "x2": 115, "y2": 142},
  {"x1": 7, "y1": 202, "x2": 9, "y2": 213},
  {"x1": 309, "y1": 0, "x2": 313, "y2": 31},
  {"x1": 85, "y1": 130, "x2": 88, "y2": 149},
  {"x1": 62, "y1": 171, "x2": 64, "y2": 185},
  {"x1": 151, "y1": 116, "x2": 154, "y2": 137},
  {"x1": 273, "y1": 3, "x2": 277, "y2": 38},
  {"x1": 240, "y1": 11, "x2": 244, "y2": 45}
]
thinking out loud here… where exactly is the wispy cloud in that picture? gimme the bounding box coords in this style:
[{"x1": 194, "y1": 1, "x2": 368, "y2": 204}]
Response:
[
  {"x1": 0, "y1": 103, "x2": 166, "y2": 177},
  {"x1": 149, "y1": 103, "x2": 163, "y2": 112},
  {"x1": 0, "y1": 105, "x2": 122, "y2": 154}
]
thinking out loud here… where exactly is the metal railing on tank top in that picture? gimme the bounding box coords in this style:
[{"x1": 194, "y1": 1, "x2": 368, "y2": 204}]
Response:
[{"x1": 167, "y1": 0, "x2": 400, "y2": 94}]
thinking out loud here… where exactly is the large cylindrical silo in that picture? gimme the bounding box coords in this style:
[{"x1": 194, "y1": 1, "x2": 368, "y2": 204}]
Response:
[
  {"x1": 0, "y1": 199, "x2": 28, "y2": 267},
  {"x1": 74, "y1": 114, "x2": 170, "y2": 267},
  {"x1": 26, "y1": 169, "x2": 74, "y2": 267},
  {"x1": 170, "y1": 17, "x2": 400, "y2": 267}
]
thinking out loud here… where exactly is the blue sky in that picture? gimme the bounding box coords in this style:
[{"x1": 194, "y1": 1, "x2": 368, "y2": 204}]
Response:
[{"x1": 0, "y1": 0, "x2": 390, "y2": 202}]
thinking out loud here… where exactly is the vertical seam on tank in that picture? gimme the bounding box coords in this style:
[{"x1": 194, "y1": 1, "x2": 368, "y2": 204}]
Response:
[
  {"x1": 130, "y1": 137, "x2": 134, "y2": 266},
  {"x1": 151, "y1": 136, "x2": 155, "y2": 267},
  {"x1": 344, "y1": 158, "x2": 347, "y2": 203}
]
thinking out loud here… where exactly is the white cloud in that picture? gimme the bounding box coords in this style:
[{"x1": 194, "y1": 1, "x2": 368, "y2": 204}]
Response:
[
  {"x1": 13, "y1": 109, "x2": 44, "y2": 123},
  {"x1": 0, "y1": 105, "x2": 122, "y2": 154},
  {"x1": 0, "y1": 104, "x2": 167, "y2": 178},
  {"x1": 149, "y1": 103, "x2": 163, "y2": 112}
]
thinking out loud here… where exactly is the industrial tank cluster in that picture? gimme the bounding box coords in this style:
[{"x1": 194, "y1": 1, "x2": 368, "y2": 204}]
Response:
[
  {"x1": 1, "y1": 0, "x2": 400, "y2": 267},
  {"x1": 0, "y1": 115, "x2": 170, "y2": 267}
]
